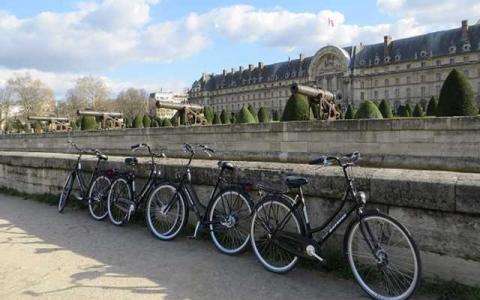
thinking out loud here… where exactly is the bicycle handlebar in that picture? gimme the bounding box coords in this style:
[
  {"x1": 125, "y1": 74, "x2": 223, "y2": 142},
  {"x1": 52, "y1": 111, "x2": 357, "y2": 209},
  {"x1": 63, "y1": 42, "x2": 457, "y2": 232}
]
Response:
[
  {"x1": 68, "y1": 140, "x2": 108, "y2": 160},
  {"x1": 309, "y1": 152, "x2": 360, "y2": 167},
  {"x1": 182, "y1": 143, "x2": 215, "y2": 157}
]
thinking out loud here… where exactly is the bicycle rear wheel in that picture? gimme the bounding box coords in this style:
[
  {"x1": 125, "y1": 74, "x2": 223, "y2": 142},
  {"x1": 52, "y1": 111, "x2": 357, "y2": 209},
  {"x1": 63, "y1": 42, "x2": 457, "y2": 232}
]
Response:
[
  {"x1": 107, "y1": 178, "x2": 132, "y2": 226},
  {"x1": 88, "y1": 175, "x2": 111, "y2": 220},
  {"x1": 250, "y1": 196, "x2": 304, "y2": 273},
  {"x1": 58, "y1": 172, "x2": 74, "y2": 213},
  {"x1": 345, "y1": 212, "x2": 421, "y2": 300},
  {"x1": 208, "y1": 188, "x2": 253, "y2": 255}
]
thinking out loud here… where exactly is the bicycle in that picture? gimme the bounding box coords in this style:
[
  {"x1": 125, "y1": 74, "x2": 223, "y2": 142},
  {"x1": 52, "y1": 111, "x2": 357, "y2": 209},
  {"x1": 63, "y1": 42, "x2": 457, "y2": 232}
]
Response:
[
  {"x1": 107, "y1": 143, "x2": 166, "y2": 226},
  {"x1": 250, "y1": 152, "x2": 421, "y2": 300},
  {"x1": 145, "y1": 143, "x2": 254, "y2": 255},
  {"x1": 58, "y1": 140, "x2": 114, "y2": 221}
]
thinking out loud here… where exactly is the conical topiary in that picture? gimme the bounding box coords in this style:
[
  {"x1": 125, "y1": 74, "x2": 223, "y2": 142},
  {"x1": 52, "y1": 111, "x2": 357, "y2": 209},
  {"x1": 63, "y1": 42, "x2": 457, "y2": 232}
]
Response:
[
  {"x1": 163, "y1": 118, "x2": 172, "y2": 127},
  {"x1": 213, "y1": 112, "x2": 221, "y2": 124},
  {"x1": 345, "y1": 104, "x2": 356, "y2": 119},
  {"x1": 142, "y1": 115, "x2": 151, "y2": 128},
  {"x1": 436, "y1": 69, "x2": 477, "y2": 116},
  {"x1": 413, "y1": 103, "x2": 424, "y2": 117},
  {"x1": 282, "y1": 94, "x2": 313, "y2": 121},
  {"x1": 204, "y1": 106, "x2": 214, "y2": 124},
  {"x1": 220, "y1": 109, "x2": 231, "y2": 124},
  {"x1": 124, "y1": 117, "x2": 132, "y2": 128},
  {"x1": 81, "y1": 115, "x2": 98, "y2": 130},
  {"x1": 272, "y1": 110, "x2": 279, "y2": 121},
  {"x1": 151, "y1": 119, "x2": 159, "y2": 127},
  {"x1": 247, "y1": 104, "x2": 258, "y2": 122},
  {"x1": 426, "y1": 96, "x2": 437, "y2": 116},
  {"x1": 230, "y1": 112, "x2": 236, "y2": 124},
  {"x1": 378, "y1": 100, "x2": 393, "y2": 118},
  {"x1": 257, "y1": 106, "x2": 270, "y2": 123},
  {"x1": 236, "y1": 106, "x2": 256, "y2": 124},
  {"x1": 404, "y1": 103, "x2": 413, "y2": 117},
  {"x1": 133, "y1": 115, "x2": 143, "y2": 128},
  {"x1": 354, "y1": 100, "x2": 383, "y2": 119}
]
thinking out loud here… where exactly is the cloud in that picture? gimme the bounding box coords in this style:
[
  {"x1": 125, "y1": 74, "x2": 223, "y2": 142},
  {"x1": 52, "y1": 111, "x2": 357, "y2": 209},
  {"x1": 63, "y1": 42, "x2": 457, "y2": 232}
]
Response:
[{"x1": 377, "y1": 0, "x2": 406, "y2": 11}]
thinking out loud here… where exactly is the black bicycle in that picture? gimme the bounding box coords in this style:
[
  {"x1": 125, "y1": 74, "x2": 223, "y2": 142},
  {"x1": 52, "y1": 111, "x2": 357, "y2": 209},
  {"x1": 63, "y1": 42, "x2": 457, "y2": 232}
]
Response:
[
  {"x1": 145, "y1": 143, "x2": 254, "y2": 255},
  {"x1": 58, "y1": 140, "x2": 113, "y2": 221},
  {"x1": 107, "y1": 143, "x2": 166, "y2": 226},
  {"x1": 250, "y1": 152, "x2": 421, "y2": 300}
]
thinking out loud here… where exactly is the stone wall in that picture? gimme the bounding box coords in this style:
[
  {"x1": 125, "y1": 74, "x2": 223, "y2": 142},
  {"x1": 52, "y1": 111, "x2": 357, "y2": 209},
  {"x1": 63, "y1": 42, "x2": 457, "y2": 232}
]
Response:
[
  {"x1": 0, "y1": 116, "x2": 480, "y2": 172},
  {"x1": 0, "y1": 151, "x2": 479, "y2": 286}
]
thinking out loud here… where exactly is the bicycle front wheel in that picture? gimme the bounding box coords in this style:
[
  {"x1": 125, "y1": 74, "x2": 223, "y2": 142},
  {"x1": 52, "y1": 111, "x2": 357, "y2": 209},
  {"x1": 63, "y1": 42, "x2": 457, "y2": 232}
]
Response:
[
  {"x1": 58, "y1": 172, "x2": 74, "y2": 213},
  {"x1": 88, "y1": 175, "x2": 111, "y2": 220},
  {"x1": 250, "y1": 196, "x2": 304, "y2": 273},
  {"x1": 107, "y1": 178, "x2": 132, "y2": 226},
  {"x1": 345, "y1": 212, "x2": 421, "y2": 300},
  {"x1": 208, "y1": 188, "x2": 253, "y2": 255},
  {"x1": 145, "y1": 184, "x2": 187, "y2": 240}
]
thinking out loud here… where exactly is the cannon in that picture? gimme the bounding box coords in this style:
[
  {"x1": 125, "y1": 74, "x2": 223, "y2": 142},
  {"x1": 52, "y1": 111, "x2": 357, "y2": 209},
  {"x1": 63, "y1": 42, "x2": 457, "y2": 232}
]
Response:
[
  {"x1": 290, "y1": 83, "x2": 340, "y2": 120},
  {"x1": 155, "y1": 101, "x2": 207, "y2": 125},
  {"x1": 27, "y1": 116, "x2": 71, "y2": 133},
  {"x1": 77, "y1": 110, "x2": 124, "y2": 129}
]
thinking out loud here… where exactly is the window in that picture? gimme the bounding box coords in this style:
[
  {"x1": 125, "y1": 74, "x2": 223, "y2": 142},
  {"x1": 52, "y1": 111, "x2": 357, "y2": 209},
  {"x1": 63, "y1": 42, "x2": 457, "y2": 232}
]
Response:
[
  {"x1": 374, "y1": 90, "x2": 378, "y2": 99},
  {"x1": 385, "y1": 89, "x2": 390, "y2": 98},
  {"x1": 395, "y1": 78, "x2": 400, "y2": 85},
  {"x1": 360, "y1": 92, "x2": 365, "y2": 100},
  {"x1": 450, "y1": 58, "x2": 455, "y2": 64},
  {"x1": 385, "y1": 79, "x2": 389, "y2": 87},
  {"x1": 395, "y1": 88, "x2": 400, "y2": 98},
  {"x1": 421, "y1": 86, "x2": 426, "y2": 97},
  {"x1": 406, "y1": 76, "x2": 411, "y2": 84},
  {"x1": 406, "y1": 88, "x2": 411, "y2": 99},
  {"x1": 361, "y1": 81, "x2": 365, "y2": 89},
  {"x1": 374, "y1": 79, "x2": 378, "y2": 87},
  {"x1": 449, "y1": 46, "x2": 456, "y2": 54},
  {"x1": 421, "y1": 75, "x2": 425, "y2": 82},
  {"x1": 436, "y1": 60, "x2": 441, "y2": 66},
  {"x1": 436, "y1": 85, "x2": 441, "y2": 95},
  {"x1": 436, "y1": 73, "x2": 441, "y2": 81},
  {"x1": 464, "y1": 69, "x2": 470, "y2": 77}
]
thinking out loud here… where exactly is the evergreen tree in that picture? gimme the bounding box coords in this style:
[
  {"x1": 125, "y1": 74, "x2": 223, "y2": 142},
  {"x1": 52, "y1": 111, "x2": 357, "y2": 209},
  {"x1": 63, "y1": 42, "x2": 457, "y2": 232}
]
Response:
[
  {"x1": 378, "y1": 99, "x2": 393, "y2": 118},
  {"x1": 426, "y1": 96, "x2": 438, "y2": 116},
  {"x1": 436, "y1": 69, "x2": 477, "y2": 116},
  {"x1": 230, "y1": 112, "x2": 236, "y2": 124},
  {"x1": 248, "y1": 104, "x2": 259, "y2": 122},
  {"x1": 220, "y1": 109, "x2": 231, "y2": 124},
  {"x1": 345, "y1": 104, "x2": 356, "y2": 120},
  {"x1": 236, "y1": 106, "x2": 256, "y2": 124},
  {"x1": 282, "y1": 94, "x2": 313, "y2": 121},
  {"x1": 413, "y1": 103, "x2": 424, "y2": 117},
  {"x1": 142, "y1": 115, "x2": 151, "y2": 128},
  {"x1": 133, "y1": 115, "x2": 143, "y2": 128},
  {"x1": 404, "y1": 103, "x2": 413, "y2": 117},
  {"x1": 163, "y1": 118, "x2": 172, "y2": 127},
  {"x1": 257, "y1": 106, "x2": 270, "y2": 123},
  {"x1": 213, "y1": 112, "x2": 222, "y2": 124},
  {"x1": 355, "y1": 101, "x2": 383, "y2": 119},
  {"x1": 204, "y1": 106, "x2": 214, "y2": 124},
  {"x1": 272, "y1": 110, "x2": 279, "y2": 121},
  {"x1": 81, "y1": 116, "x2": 97, "y2": 130}
]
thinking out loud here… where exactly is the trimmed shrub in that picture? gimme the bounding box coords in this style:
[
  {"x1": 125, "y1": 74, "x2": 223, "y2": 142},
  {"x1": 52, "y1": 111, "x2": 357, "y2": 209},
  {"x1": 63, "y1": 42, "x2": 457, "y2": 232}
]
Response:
[
  {"x1": 247, "y1": 104, "x2": 258, "y2": 122},
  {"x1": 282, "y1": 94, "x2": 313, "y2": 121},
  {"x1": 230, "y1": 112, "x2": 236, "y2": 124},
  {"x1": 345, "y1": 104, "x2": 356, "y2": 119},
  {"x1": 151, "y1": 119, "x2": 159, "y2": 127},
  {"x1": 413, "y1": 103, "x2": 424, "y2": 117},
  {"x1": 142, "y1": 115, "x2": 151, "y2": 128},
  {"x1": 69, "y1": 120, "x2": 78, "y2": 131},
  {"x1": 33, "y1": 121, "x2": 43, "y2": 134},
  {"x1": 426, "y1": 96, "x2": 438, "y2": 116},
  {"x1": 163, "y1": 118, "x2": 172, "y2": 127},
  {"x1": 378, "y1": 100, "x2": 393, "y2": 118},
  {"x1": 204, "y1": 106, "x2": 214, "y2": 124},
  {"x1": 81, "y1": 115, "x2": 97, "y2": 130},
  {"x1": 310, "y1": 103, "x2": 320, "y2": 119},
  {"x1": 133, "y1": 115, "x2": 143, "y2": 128},
  {"x1": 213, "y1": 112, "x2": 221, "y2": 124},
  {"x1": 355, "y1": 100, "x2": 383, "y2": 119},
  {"x1": 404, "y1": 103, "x2": 413, "y2": 117},
  {"x1": 171, "y1": 115, "x2": 180, "y2": 126},
  {"x1": 236, "y1": 106, "x2": 256, "y2": 124},
  {"x1": 373, "y1": 100, "x2": 380, "y2": 108},
  {"x1": 436, "y1": 69, "x2": 478, "y2": 116},
  {"x1": 257, "y1": 106, "x2": 270, "y2": 123},
  {"x1": 179, "y1": 110, "x2": 187, "y2": 125},
  {"x1": 220, "y1": 109, "x2": 230, "y2": 124},
  {"x1": 124, "y1": 117, "x2": 132, "y2": 128},
  {"x1": 272, "y1": 110, "x2": 279, "y2": 121}
]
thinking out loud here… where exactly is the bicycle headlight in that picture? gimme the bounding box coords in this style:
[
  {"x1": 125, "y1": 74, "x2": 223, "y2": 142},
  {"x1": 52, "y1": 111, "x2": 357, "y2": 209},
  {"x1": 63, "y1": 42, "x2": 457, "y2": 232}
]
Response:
[{"x1": 356, "y1": 191, "x2": 367, "y2": 204}]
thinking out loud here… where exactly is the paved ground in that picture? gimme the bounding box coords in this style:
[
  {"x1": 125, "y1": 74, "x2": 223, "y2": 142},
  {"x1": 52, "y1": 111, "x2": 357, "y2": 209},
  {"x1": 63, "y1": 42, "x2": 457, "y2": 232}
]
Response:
[{"x1": 0, "y1": 194, "x2": 434, "y2": 300}]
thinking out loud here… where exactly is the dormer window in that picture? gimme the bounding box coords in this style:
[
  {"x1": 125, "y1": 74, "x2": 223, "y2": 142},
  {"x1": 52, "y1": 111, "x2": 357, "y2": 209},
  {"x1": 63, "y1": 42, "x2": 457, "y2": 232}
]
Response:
[
  {"x1": 384, "y1": 56, "x2": 391, "y2": 63},
  {"x1": 420, "y1": 50, "x2": 427, "y2": 58},
  {"x1": 360, "y1": 59, "x2": 366, "y2": 66},
  {"x1": 463, "y1": 43, "x2": 471, "y2": 52},
  {"x1": 374, "y1": 56, "x2": 380, "y2": 65},
  {"x1": 449, "y1": 46, "x2": 456, "y2": 54},
  {"x1": 395, "y1": 54, "x2": 401, "y2": 62}
]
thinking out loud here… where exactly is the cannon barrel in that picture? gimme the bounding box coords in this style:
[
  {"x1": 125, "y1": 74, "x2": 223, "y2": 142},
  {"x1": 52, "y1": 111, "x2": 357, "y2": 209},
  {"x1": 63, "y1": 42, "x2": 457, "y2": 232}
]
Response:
[
  {"x1": 77, "y1": 110, "x2": 123, "y2": 117},
  {"x1": 290, "y1": 83, "x2": 335, "y2": 102},
  {"x1": 28, "y1": 116, "x2": 69, "y2": 122},
  {"x1": 155, "y1": 101, "x2": 203, "y2": 112}
]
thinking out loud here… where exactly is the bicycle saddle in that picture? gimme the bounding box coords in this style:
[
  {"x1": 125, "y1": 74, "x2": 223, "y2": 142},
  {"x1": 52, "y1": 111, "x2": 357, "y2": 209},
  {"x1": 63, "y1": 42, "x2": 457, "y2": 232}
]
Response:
[
  {"x1": 218, "y1": 161, "x2": 234, "y2": 171},
  {"x1": 125, "y1": 157, "x2": 138, "y2": 166},
  {"x1": 256, "y1": 181, "x2": 288, "y2": 194},
  {"x1": 285, "y1": 176, "x2": 308, "y2": 188},
  {"x1": 96, "y1": 152, "x2": 108, "y2": 161}
]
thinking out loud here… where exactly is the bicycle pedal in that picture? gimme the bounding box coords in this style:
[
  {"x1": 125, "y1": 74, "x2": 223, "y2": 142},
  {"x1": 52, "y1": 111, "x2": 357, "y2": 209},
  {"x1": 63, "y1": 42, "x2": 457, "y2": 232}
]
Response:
[
  {"x1": 306, "y1": 245, "x2": 326, "y2": 264},
  {"x1": 187, "y1": 221, "x2": 203, "y2": 239},
  {"x1": 72, "y1": 192, "x2": 83, "y2": 201}
]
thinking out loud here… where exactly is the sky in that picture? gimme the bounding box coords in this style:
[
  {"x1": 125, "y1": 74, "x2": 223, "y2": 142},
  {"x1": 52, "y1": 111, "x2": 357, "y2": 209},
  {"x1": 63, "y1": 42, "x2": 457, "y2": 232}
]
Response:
[{"x1": 0, "y1": 0, "x2": 479, "y2": 99}]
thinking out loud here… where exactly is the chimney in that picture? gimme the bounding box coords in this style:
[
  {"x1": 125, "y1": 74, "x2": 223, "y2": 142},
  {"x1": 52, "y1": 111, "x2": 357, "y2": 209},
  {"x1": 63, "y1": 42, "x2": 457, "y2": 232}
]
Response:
[
  {"x1": 248, "y1": 64, "x2": 253, "y2": 71},
  {"x1": 239, "y1": 66, "x2": 243, "y2": 72},
  {"x1": 461, "y1": 20, "x2": 469, "y2": 40},
  {"x1": 299, "y1": 53, "x2": 304, "y2": 62},
  {"x1": 384, "y1": 35, "x2": 392, "y2": 56},
  {"x1": 258, "y1": 62, "x2": 264, "y2": 69},
  {"x1": 222, "y1": 69, "x2": 226, "y2": 76},
  {"x1": 231, "y1": 68, "x2": 234, "y2": 74}
]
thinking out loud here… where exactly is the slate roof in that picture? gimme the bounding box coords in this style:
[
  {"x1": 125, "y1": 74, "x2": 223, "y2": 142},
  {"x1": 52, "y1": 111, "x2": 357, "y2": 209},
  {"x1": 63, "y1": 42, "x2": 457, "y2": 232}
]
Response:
[{"x1": 195, "y1": 23, "x2": 480, "y2": 92}]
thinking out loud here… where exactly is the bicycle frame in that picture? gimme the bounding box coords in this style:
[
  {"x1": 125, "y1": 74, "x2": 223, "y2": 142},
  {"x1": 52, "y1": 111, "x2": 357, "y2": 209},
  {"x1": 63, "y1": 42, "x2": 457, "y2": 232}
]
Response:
[
  {"x1": 123, "y1": 161, "x2": 160, "y2": 208},
  {"x1": 72, "y1": 152, "x2": 105, "y2": 199}
]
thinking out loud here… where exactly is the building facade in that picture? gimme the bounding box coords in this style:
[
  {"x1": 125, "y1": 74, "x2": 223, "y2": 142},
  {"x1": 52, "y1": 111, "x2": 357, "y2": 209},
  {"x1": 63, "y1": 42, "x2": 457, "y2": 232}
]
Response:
[{"x1": 189, "y1": 20, "x2": 480, "y2": 115}]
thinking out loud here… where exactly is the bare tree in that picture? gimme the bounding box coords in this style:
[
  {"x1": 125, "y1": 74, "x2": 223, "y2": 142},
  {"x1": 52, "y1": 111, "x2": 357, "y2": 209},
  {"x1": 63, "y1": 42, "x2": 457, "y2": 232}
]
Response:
[
  {"x1": 65, "y1": 76, "x2": 111, "y2": 114},
  {"x1": 7, "y1": 74, "x2": 56, "y2": 120},
  {"x1": 0, "y1": 87, "x2": 13, "y2": 131},
  {"x1": 115, "y1": 88, "x2": 149, "y2": 119}
]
